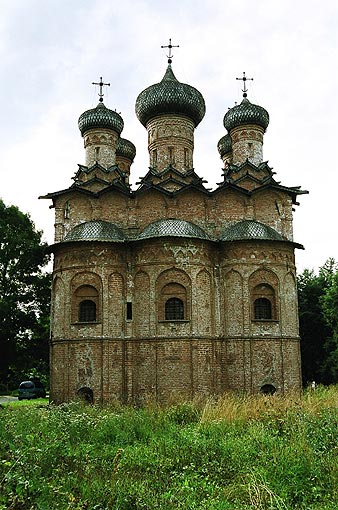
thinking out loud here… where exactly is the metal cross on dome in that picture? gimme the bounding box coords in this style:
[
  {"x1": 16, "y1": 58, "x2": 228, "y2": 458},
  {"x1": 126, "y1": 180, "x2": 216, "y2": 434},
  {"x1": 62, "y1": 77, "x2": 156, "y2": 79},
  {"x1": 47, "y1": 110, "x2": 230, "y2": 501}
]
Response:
[
  {"x1": 92, "y1": 77, "x2": 110, "y2": 102},
  {"x1": 236, "y1": 72, "x2": 253, "y2": 98},
  {"x1": 161, "y1": 38, "x2": 179, "y2": 64}
]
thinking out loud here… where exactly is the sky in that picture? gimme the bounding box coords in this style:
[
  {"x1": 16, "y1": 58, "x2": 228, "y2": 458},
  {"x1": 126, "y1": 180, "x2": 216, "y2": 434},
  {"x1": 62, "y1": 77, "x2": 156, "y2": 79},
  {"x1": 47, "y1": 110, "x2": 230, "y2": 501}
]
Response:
[{"x1": 0, "y1": 0, "x2": 337, "y2": 272}]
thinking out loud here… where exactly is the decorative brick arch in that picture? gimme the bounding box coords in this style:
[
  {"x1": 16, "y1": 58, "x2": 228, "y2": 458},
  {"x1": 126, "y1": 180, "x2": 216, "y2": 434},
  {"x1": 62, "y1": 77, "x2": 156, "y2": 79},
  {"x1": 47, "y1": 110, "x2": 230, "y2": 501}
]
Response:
[
  {"x1": 249, "y1": 268, "x2": 279, "y2": 321},
  {"x1": 283, "y1": 271, "x2": 298, "y2": 335},
  {"x1": 156, "y1": 268, "x2": 191, "y2": 321},
  {"x1": 70, "y1": 272, "x2": 102, "y2": 324},
  {"x1": 51, "y1": 276, "x2": 65, "y2": 337},
  {"x1": 134, "y1": 270, "x2": 150, "y2": 336},
  {"x1": 196, "y1": 269, "x2": 212, "y2": 334},
  {"x1": 224, "y1": 269, "x2": 244, "y2": 335}
]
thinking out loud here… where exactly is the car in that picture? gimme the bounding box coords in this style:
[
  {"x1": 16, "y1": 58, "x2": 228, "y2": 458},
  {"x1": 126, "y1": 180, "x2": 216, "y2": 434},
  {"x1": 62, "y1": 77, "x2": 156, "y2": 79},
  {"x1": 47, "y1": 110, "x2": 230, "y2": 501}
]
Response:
[{"x1": 18, "y1": 380, "x2": 46, "y2": 400}]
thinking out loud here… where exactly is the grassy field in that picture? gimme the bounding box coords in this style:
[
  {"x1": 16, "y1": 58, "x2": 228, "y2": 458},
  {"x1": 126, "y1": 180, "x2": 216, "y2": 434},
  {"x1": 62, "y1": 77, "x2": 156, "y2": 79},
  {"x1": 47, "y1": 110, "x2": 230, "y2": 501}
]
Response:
[{"x1": 0, "y1": 387, "x2": 337, "y2": 510}]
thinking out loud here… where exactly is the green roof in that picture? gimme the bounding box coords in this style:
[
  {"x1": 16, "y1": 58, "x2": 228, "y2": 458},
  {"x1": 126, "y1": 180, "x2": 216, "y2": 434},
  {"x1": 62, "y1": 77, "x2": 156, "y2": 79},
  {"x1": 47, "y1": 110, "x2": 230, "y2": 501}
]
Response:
[
  {"x1": 217, "y1": 134, "x2": 232, "y2": 157},
  {"x1": 116, "y1": 137, "x2": 136, "y2": 161},
  {"x1": 135, "y1": 64, "x2": 206, "y2": 127},
  {"x1": 220, "y1": 220, "x2": 283, "y2": 242},
  {"x1": 138, "y1": 219, "x2": 209, "y2": 241},
  {"x1": 223, "y1": 98, "x2": 269, "y2": 132},
  {"x1": 63, "y1": 220, "x2": 125, "y2": 243},
  {"x1": 78, "y1": 102, "x2": 124, "y2": 136}
]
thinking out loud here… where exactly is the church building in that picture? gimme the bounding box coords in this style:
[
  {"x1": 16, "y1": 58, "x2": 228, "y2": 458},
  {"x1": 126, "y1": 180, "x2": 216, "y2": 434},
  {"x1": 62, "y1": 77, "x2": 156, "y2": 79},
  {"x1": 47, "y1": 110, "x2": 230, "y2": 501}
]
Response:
[{"x1": 42, "y1": 49, "x2": 307, "y2": 404}]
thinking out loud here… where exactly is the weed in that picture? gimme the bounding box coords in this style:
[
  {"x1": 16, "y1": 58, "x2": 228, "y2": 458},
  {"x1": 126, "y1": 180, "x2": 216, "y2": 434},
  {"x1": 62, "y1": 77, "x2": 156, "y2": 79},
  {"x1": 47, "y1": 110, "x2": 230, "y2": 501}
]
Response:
[{"x1": 0, "y1": 387, "x2": 337, "y2": 509}]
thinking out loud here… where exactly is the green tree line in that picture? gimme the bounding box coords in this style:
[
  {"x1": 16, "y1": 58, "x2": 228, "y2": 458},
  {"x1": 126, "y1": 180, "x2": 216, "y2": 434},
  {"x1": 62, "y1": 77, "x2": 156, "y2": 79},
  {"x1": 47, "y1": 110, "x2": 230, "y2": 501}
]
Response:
[
  {"x1": 299, "y1": 258, "x2": 338, "y2": 385},
  {"x1": 0, "y1": 197, "x2": 337, "y2": 389},
  {"x1": 0, "y1": 199, "x2": 50, "y2": 389}
]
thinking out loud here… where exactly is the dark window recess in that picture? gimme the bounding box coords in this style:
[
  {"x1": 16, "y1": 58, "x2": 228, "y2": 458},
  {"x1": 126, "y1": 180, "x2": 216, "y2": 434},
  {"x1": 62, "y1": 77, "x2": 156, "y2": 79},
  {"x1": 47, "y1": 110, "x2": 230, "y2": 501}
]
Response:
[
  {"x1": 79, "y1": 300, "x2": 96, "y2": 322},
  {"x1": 126, "y1": 302, "x2": 132, "y2": 320},
  {"x1": 165, "y1": 297, "x2": 184, "y2": 320},
  {"x1": 254, "y1": 298, "x2": 272, "y2": 320}
]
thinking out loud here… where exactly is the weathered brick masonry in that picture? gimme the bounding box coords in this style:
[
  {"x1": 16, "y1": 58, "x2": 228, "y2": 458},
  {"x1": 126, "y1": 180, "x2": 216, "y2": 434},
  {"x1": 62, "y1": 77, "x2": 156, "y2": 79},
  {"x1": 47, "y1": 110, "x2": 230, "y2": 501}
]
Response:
[{"x1": 42, "y1": 63, "x2": 307, "y2": 404}]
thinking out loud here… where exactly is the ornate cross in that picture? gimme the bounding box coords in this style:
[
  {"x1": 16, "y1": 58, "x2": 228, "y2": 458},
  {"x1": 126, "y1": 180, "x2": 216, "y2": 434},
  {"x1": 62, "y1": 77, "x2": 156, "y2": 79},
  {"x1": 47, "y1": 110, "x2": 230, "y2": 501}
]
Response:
[
  {"x1": 236, "y1": 72, "x2": 253, "y2": 98},
  {"x1": 161, "y1": 38, "x2": 179, "y2": 64},
  {"x1": 92, "y1": 77, "x2": 110, "y2": 102}
]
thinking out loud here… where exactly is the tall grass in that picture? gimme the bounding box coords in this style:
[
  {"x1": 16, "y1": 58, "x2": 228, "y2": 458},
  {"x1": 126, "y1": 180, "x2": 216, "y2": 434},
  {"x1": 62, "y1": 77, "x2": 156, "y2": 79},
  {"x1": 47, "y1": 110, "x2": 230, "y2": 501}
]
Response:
[{"x1": 0, "y1": 386, "x2": 337, "y2": 509}]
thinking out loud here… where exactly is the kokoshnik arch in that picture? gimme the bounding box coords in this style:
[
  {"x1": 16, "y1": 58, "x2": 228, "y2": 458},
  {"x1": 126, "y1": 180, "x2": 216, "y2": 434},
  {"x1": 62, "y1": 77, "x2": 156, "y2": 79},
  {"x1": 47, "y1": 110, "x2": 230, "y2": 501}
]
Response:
[{"x1": 41, "y1": 47, "x2": 308, "y2": 404}]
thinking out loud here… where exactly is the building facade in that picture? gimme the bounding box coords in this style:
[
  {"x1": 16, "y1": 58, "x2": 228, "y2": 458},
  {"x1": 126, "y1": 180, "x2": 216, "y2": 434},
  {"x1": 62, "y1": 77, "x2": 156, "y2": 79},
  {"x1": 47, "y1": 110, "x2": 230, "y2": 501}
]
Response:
[{"x1": 42, "y1": 63, "x2": 307, "y2": 404}]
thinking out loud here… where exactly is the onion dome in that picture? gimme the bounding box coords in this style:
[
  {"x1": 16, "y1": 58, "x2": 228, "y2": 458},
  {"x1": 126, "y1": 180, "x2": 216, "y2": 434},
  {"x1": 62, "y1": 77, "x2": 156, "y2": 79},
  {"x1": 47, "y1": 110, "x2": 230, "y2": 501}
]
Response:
[
  {"x1": 217, "y1": 134, "x2": 232, "y2": 157},
  {"x1": 63, "y1": 220, "x2": 125, "y2": 243},
  {"x1": 223, "y1": 98, "x2": 269, "y2": 132},
  {"x1": 135, "y1": 64, "x2": 206, "y2": 127},
  {"x1": 116, "y1": 137, "x2": 136, "y2": 162},
  {"x1": 220, "y1": 220, "x2": 283, "y2": 242},
  {"x1": 78, "y1": 102, "x2": 124, "y2": 136},
  {"x1": 138, "y1": 219, "x2": 209, "y2": 241}
]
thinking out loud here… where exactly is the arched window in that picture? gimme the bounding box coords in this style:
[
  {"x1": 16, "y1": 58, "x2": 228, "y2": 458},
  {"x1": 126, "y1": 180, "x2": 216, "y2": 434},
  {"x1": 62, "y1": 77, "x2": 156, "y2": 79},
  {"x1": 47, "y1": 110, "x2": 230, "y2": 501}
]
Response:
[
  {"x1": 165, "y1": 297, "x2": 184, "y2": 320},
  {"x1": 254, "y1": 297, "x2": 272, "y2": 320},
  {"x1": 79, "y1": 299, "x2": 96, "y2": 322},
  {"x1": 72, "y1": 284, "x2": 99, "y2": 323},
  {"x1": 158, "y1": 282, "x2": 188, "y2": 321},
  {"x1": 252, "y1": 283, "x2": 277, "y2": 321}
]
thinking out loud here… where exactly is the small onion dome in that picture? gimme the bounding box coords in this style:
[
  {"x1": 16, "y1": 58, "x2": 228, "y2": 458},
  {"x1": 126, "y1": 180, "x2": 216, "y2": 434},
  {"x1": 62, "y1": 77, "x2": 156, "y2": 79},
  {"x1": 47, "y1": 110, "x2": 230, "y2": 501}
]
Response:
[
  {"x1": 217, "y1": 134, "x2": 232, "y2": 157},
  {"x1": 78, "y1": 102, "x2": 124, "y2": 136},
  {"x1": 116, "y1": 137, "x2": 136, "y2": 162},
  {"x1": 63, "y1": 220, "x2": 125, "y2": 243},
  {"x1": 223, "y1": 98, "x2": 269, "y2": 132},
  {"x1": 138, "y1": 219, "x2": 210, "y2": 241},
  {"x1": 135, "y1": 64, "x2": 206, "y2": 128},
  {"x1": 220, "y1": 220, "x2": 283, "y2": 242}
]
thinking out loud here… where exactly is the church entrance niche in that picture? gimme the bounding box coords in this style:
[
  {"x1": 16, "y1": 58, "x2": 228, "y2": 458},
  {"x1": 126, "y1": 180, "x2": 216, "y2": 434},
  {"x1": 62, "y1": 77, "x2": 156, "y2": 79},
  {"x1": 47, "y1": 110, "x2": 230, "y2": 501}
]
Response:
[
  {"x1": 77, "y1": 387, "x2": 94, "y2": 403},
  {"x1": 260, "y1": 384, "x2": 276, "y2": 395}
]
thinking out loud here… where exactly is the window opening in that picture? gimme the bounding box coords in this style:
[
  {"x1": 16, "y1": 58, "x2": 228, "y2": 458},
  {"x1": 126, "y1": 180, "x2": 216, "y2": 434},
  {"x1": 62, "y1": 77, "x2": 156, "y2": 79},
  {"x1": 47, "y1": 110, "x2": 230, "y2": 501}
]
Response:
[
  {"x1": 152, "y1": 149, "x2": 157, "y2": 167},
  {"x1": 64, "y1": 201, "x2": 71, "y2": 219},
  {"x1": 254, "y1": 298, "x2": 272, "y2": 320},
  {"x1": 184, "y1": 148, "x2": 189, "y2": 167},
  {"x1": 95, "y1": 147, "x2": 100, "y2": 161},
  {"x1": 168, "y1": 146, "x2": 174, "y2": 164},
  {"x1": 165, "y1": 297, "x2": 184, "y2": 320},
  {"x1": 79, "y1": 299, "x2": 96, "y2": 322},
  {"x1": 126, "y1": 302, "x2": 132, "y2": 320}
]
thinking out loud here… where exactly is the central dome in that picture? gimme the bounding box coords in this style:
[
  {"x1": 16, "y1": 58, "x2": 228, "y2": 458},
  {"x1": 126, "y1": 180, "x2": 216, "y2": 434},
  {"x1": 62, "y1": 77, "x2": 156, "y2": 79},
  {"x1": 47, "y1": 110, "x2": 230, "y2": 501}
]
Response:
[{"x1": 135, "y1": 64, "x2": 206, "y2": 127}]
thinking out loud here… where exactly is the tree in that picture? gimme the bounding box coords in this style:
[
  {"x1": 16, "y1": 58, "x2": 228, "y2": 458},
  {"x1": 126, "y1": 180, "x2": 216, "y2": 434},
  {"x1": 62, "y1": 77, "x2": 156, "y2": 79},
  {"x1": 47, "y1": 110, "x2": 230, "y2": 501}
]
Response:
[
  {"x1": 0, "y1": 199, "x2": 51, "y2": 388},
  {"x1": 298, "y1": 259, "x2": 338, "y2": 386},
  {"x1": 321, "y1": 262, "x2": 338, "y2": 383}
]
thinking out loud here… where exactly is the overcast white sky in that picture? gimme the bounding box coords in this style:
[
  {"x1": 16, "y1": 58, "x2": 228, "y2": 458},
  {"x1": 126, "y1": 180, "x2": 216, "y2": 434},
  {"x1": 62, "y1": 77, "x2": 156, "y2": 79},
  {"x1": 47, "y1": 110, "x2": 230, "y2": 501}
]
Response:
[{"x1": 0, "y1": 0, "x2": 337, "y2": 272}]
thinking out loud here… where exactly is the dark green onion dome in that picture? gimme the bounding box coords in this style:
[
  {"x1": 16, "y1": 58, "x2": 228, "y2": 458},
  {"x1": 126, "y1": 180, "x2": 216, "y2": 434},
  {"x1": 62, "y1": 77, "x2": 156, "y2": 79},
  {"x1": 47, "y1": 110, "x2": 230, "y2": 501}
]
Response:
[
  {"x1": 116, "y1": 137, "x2": 136, "y2": 161},
  {"x1": 63, "y1": 220, "x2": 125, "y2": 243},
  {"x1": 135, "y1": 64, "x2": 206, "y2": 127},
  {"x1": 220, "y1": 220, "x2": 283, "y2": 242},
  {"x1": 138, "y1": 219, "x2": 209, "y2": 241},
  {"x1": 217, "y1": 134, "x2": 232, "y2": 157},
  {"x1": 78, "y1": 102, "x2": 124, "y2": 136},
  {"x1": 223, "y1": 98, "x2": 269, "y2": 132}
]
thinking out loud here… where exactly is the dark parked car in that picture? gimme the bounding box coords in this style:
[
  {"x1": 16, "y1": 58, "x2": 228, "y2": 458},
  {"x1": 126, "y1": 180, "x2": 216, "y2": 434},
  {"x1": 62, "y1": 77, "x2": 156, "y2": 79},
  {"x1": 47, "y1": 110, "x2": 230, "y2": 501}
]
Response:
[{"x1": 18, "y1": 380, "x2": 46, "y2": 400}]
